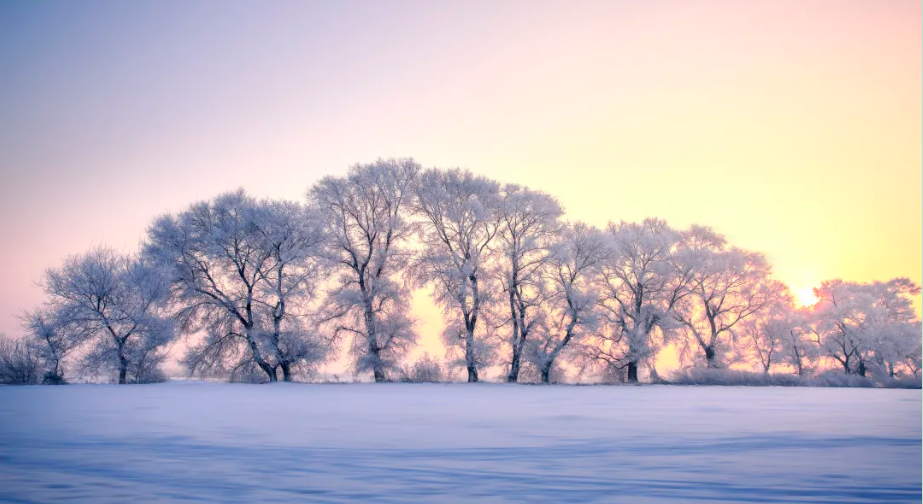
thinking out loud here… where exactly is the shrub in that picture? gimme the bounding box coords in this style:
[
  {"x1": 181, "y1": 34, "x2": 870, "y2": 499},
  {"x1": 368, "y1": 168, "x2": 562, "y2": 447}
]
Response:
[
  {"x1": 399, "y1": 353, "x2": 446, "y2": 383},
  {"x1": 0, "y1": 335, "x2": 40, "y2": 385}
]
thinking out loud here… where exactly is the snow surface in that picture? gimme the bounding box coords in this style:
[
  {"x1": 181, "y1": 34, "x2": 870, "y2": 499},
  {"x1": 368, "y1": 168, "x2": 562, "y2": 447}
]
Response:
[{"x1": 0, "y1": 382, "x2": 919, "y2": 503}]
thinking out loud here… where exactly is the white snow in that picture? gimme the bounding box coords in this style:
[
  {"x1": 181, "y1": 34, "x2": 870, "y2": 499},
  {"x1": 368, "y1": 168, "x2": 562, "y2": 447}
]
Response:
[{"x1": 0, "y1": 382, "x2": 919, "y2": 503}]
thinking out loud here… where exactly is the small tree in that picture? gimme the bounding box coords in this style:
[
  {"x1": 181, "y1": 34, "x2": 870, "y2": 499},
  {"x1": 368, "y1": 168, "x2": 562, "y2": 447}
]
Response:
[
  {"x1": 21, "y1": 308, "x2": 84, "y2": 384},
  {"x1": 0, "y1": 334, "x2": 40, "y2": 385},
  {"x1": 41, "y1": 248, "x2": 175, "y2": 384}
]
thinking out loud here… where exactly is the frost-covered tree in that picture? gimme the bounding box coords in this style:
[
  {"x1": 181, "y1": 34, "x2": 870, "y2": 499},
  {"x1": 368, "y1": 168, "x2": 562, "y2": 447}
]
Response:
[
  {"x1": 40, "y1": 247, "x2": 175, "y2": 384},
  {"x1": 776, "y1": 308, "x2": 819, "y2": 377},
  {"x1": 735, "y1": 285, "x2": 805, "y2": 374},
  {"x1": 411, "y1": 168, "x2": 501, "y2": 382},
  {"x1": 20, "y1": 307, "x2": 85, "y2": 384},
  {"x1": 813, "y1": 278, "x2": 921, "y2": 377},
  {"x1": 308, "y1": 159, "x2": 420, "y2": 382},
  {"x1": 595, "y1": 218, "x2": 692, "y2": 382},
  {"x1": 526, "y1": 222, "x2": 607, "y2": 383},
  {"x1": 145, "y1": 190, "x2": 328, "y2": 383},
  {"x1": 495, "y1": 184, "x2": 563, "y2": 382},
  {"x1": 672, "y1": 227, "x2": 776, "y2": 369}
]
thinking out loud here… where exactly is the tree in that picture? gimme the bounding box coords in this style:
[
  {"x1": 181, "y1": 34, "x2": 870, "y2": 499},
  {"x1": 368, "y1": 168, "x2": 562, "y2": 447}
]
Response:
[
  {"x1": 526, "y1": 222, "x2": 607, "y2": 383},
  {"x1": 308, "y1": 159, "x2": 420, "y2": 382},
  {"x1": 41, "y1": 247, "x2": 175, "y2": 384},
  {"x1": 777, "y1": 308, "x2": 819, "y2": 377},
  {"x1": 411, "y1": 168, "x2": 501, "y2": 382},
  {"x1": 494, "y1": 184, "x2": 563, "y2": 382},
  {"x1": 672, "y1": 227, "x2": 776, "y2": 369},
  {"x1": 813, "y1": 278, "x2": 921, "y2": 378},
  {"x1": 595, "y1": 218, "x2": 691, "y2": 382},
  {"x1": 735, "y1": 286, "x2": 803, "y2": 374},
  {"x1": 20, "y1": 308, "x2": 84, "y2": 384},
  {"x1": 145, "y1": 190, "x2": 328, "y2": 383}
]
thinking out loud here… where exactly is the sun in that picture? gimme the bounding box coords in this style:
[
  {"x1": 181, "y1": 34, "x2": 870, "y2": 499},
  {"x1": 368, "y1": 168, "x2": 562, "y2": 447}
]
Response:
[{"x1": 793, "y1": 286, "x2": 819, "y2": 307}]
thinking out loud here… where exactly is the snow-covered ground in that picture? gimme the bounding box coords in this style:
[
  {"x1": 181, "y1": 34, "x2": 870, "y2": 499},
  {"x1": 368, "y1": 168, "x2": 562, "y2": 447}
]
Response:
[{"x1": 0, "y1": 382, "x2": 919, "y2": 503}]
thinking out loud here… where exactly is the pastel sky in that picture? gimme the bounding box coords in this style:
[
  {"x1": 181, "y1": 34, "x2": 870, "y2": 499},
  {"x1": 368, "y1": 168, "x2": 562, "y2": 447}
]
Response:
[{"x1": 1, "y1": 1, "x2": 920, "y2": 363}]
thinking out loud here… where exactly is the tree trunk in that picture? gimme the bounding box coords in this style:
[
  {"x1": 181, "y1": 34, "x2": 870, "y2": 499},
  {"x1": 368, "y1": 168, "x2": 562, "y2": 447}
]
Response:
[
  {"x1": 627, "y1": 360, "x2": 639, "y2": 383},
  {"x1": 507, "y1": 357, "x2": 520, "y2": 383},
  {"x1": 117, "y1": 342, "x2": 128, "y2": 384},
  {"x1": 705, "y1": 347, "x2": 717, "y2": 369},
  {"x1": 540, "y1": 363, "x2": 552, "y2": 384},
  {"x1": 280, "y1": 361, "x2": 292, "y2": 382},
  {"x1": 506, "y1": 288, "x2": 521, "y2": 383},
  {"x1": 465, "y1": 328, "x2": 479, "y2": 383},
  {"x1": 857, "y1": 360, "x2": 866, "y2": 377}
]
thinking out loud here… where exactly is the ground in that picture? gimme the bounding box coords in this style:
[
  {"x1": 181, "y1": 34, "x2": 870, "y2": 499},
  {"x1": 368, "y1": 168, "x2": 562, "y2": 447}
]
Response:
[{"x1": 0, "y1": 382, "x2": 919, "y2": 503}]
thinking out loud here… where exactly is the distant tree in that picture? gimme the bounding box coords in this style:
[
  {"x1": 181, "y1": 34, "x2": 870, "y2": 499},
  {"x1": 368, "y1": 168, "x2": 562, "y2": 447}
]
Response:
[
  {"x1": 527, "y1": 222, "x2": 607, "y2": 383},
  {"x1": 777, "y1": 308, "x2": 819, "y2": 377},
  {"x1": 308, "y1": 159, "x2": 420, "y2": 382},
  {"x1": 595, "y1": 218, "x2": 692, "y2": 382},
  {"x1": 411, "y1": 168, "x2": 501, "y2": 382},
  {"x1": 672, "y1": 227, "x2": 776, "y2": 369},
  {"x1": 145, "y1": 190, "x2": 328, "y2": 383},
  {"x1": 494, "y1": 184, "x2": 563, "y2": 382},
  {"x1": 735, "y1": 285, "x2": 803, "y2": 374},
  {"x1": 0, "y1": 334, "x2": 40, "y2": 385},
  {"x1": 41, "y1": 247, "x2": 175, "y2": 384}
]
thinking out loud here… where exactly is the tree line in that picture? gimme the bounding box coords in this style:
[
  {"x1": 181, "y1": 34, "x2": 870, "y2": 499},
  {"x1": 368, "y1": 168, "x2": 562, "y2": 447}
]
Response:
[{"x1": 2, "y1": 158, "x2": 920, "y2": 385}]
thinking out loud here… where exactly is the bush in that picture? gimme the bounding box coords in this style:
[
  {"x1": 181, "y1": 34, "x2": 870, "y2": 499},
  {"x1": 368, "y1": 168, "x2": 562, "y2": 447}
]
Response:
[
  {"x1": 399, "y1": 353, "x2": 445, "y2": 383},
  {"x1": 664, "y1": 368, "x2": 923, "y2": 388},
  {"x1": 666, "y1": 368, "x2": 807, "y2": 387},
  {"x1": 0, "y1": 335, "x2": 40, "y2": 385}
]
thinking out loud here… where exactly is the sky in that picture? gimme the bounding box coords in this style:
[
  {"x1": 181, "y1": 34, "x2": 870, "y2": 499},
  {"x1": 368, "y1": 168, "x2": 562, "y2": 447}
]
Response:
[{"x1": 0, "y1": 0, "x2": 920, "y2": 374}]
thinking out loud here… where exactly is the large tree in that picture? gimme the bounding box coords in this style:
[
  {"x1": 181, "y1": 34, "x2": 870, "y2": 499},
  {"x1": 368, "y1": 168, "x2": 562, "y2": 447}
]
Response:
[
  {"x1": 145, "y1": 190, "x2": 328, "y2": 382},
  {"x1": 40, "y1": 247, "x2": 175, "y2": 384},
  {"x1": 308, "y1": 159, "x2": 420, "y2": 382},
  {"x1": 596, "y1": 218, "x2": 692, "y2": 382},
  {"x1": 411, "y1": 168, "x2": 501, "y2": 382},
  {"x1": 672, "y1": 226, "x2": 776, "y2": 369},
  {"x1": 495, "y1": 184, "x2": 562, "y2": 382},
  {"x1": 527, "y1": 222, "x2": 607, "y2": 383}
]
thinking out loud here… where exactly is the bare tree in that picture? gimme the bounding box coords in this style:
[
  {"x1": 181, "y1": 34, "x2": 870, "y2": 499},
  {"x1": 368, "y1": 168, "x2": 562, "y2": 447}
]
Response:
[
  {"x1": 145, "y1": 190, "x2": 328, "y2": 382},
  {"x1": 595, "y1": 218, "x2": 692, "y2": 382},
  {"x1": 40, "y1": 247, "x2": 175, "y2": 384},
  {"x1": 308, "y1": 159, "x2": 420, "y2": 382},
  {"x1": 411, "y1": 168, "x2": 501, "y2": 382},
  {"x1": 527, "y1": 222, "x2": 607, "y2": 383},
  {"x1": 495, "y1": 184, "x2": 562, "y2": 382},
  {"x1": 672, "y1": 227, "x2": 776, "y2": 369}
]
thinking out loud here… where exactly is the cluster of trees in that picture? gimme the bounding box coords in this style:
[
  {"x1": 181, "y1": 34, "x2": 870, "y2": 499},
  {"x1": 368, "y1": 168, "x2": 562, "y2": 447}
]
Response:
[{"x1": 3, "y1": 159, "x2": 921, "y2": 385}]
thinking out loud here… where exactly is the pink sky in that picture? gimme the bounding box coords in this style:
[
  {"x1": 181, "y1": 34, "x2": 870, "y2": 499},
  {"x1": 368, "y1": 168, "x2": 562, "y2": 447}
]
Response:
[{"x1": 1, "y1": 1, "x2": 920, "y2": 361}]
